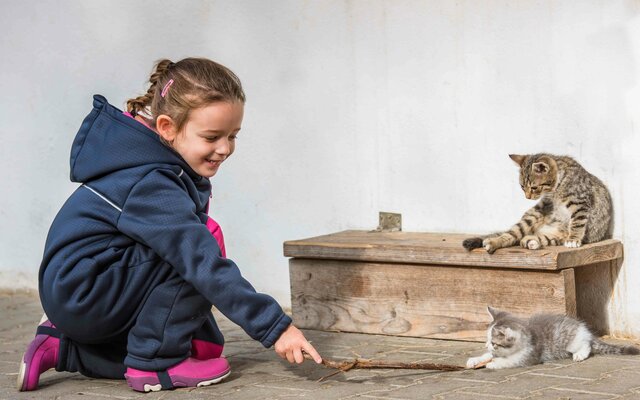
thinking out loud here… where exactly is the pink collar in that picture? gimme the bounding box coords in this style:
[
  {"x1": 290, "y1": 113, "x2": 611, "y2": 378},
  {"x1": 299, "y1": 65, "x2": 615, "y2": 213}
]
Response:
[{"x1": 123, "y1": 111, "x2": 154, "y2": 131}]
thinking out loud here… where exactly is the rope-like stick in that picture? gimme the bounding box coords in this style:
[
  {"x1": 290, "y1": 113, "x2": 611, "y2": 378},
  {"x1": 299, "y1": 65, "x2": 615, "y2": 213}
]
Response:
[{"x1": 304, "y1": 353, "x2": 466, "y2": 381}]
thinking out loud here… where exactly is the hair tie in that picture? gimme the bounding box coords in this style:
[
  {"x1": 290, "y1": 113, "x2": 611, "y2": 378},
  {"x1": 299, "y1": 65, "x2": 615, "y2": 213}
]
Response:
[{"x1": 161, "y1": 79, "x2": 174, "y2": 98}]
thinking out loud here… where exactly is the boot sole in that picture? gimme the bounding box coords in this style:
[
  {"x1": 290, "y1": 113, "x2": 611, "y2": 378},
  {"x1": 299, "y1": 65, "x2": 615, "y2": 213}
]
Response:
[
  {"x1": 16, "y1": 359, "x2": 26, "y2": 391},
  {"x1": 129, "y1": 368, "x2": 231, "y2": 392}
]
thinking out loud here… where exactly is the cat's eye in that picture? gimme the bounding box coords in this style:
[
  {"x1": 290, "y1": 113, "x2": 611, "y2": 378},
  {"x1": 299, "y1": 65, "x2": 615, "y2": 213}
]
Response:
[{"x1": 531, "y1": 186, "x2": 539, "y2": 191}]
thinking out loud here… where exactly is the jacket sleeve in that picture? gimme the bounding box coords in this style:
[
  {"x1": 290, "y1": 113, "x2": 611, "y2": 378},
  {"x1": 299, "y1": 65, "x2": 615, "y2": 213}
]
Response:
[{"x1": 117, "y1": 168, "x2": 291, "y2": 348}]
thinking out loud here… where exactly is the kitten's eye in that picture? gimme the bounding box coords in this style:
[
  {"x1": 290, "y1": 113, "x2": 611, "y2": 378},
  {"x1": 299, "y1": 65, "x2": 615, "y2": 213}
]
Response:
[{"x1": 531, "y1": 186, "x2": 539, "y2": 191}]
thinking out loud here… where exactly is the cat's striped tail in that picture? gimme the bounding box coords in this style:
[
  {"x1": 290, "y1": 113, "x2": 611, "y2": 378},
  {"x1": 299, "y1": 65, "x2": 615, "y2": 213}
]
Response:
[
  {"x1": 462, "y1": 234, "x2": 500, "y2": 251},
  {"x1": 462, "y1": 237, "x2": 484, "y2": 250},
  {"x1": 592, "y1": 339, "x2": 640, "y2": 355}
]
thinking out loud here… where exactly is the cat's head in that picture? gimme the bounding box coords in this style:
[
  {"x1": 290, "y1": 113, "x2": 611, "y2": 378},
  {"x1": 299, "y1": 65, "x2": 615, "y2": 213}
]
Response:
[
  {"x1": 485, "y1": 306, "x2": 528, "y2": 357},
  {"x1": 509, "y1": 154, "x2": 558, "y2": 200}
]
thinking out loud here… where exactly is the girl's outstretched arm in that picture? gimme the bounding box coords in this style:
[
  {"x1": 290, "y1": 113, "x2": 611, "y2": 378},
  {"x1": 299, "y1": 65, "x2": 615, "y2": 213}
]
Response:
[{"x1": 274, "y1": 325, "x2": 322, "y2": 364}]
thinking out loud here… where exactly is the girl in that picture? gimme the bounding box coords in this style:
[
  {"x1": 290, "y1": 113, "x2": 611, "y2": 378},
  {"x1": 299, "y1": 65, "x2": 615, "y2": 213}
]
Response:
[{"x1": 18, "y1": 58, "x2": 322, "y2": 393}]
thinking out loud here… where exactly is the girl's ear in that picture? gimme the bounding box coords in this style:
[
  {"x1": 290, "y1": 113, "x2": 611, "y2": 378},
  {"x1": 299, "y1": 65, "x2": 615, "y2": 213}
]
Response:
[{"x1": 155, "y1": 114, "x2": 178, "y2": 143}]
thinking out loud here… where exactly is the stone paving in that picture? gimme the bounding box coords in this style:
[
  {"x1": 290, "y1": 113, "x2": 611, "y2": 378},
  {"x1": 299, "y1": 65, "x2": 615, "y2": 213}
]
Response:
[{"x1": 2, "y1": 291, "x2": 640, "y2": 399}]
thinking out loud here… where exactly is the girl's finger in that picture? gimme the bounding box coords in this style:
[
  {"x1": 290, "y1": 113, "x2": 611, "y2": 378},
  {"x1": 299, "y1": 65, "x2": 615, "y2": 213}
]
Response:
[
  {"x1": 286, "y1": 351, "x2": 295, "y2": 364},
  {"x1": 293, "y1": 348, "x2": 304, "y2": 364},
  {"x1": 302, "y1": 342, "x2": 322, "y2": 364}
]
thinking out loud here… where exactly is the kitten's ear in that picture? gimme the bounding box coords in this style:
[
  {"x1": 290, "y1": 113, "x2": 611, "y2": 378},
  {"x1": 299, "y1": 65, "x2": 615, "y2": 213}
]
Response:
[
  {"x1": 532, "y1": 162, "x2": 550, "y2": 174},
  {"x1": 509, "y1": 154, "x2": 527, "y2": 167},
  {"x1": 487, "y1": 306, "x2": 500, "y2": 320}
]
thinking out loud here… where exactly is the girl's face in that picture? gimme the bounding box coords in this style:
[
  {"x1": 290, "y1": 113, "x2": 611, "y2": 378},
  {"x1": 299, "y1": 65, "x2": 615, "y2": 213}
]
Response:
[{"x1": 158, "y1": 101, "x2": 244, "y2": 178}]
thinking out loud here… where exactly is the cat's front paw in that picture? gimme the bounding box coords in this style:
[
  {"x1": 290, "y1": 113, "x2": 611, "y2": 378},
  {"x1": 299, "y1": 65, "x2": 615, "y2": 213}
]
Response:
[
  {"x1": 564, "y1": 239, "x2": 582, "y2": 248},
  {"x1": 466, "y1": 357, "x2": 483, "y2": 369},
  {"x1": 482, "y1": 238, "x2": 500, "y2": 254},
  {"x1": 521, "y1": 235, "x2": 541, "y2": 250},
  {"x1": 485, "y1": 361, "x2": 501, "y2": 369},
  {"x1": 572, "y1": 347, "x2": 590, "y2": 362}
]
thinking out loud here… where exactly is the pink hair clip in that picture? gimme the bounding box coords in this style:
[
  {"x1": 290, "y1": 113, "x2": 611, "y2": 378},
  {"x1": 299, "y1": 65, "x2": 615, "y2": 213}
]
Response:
[{"x1": 161, "y1": 79, "x2": 174, "y2": 98}]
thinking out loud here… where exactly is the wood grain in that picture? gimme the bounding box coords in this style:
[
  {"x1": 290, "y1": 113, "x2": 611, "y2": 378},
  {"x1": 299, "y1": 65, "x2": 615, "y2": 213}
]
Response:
[
  {"x1": 290, "y1": 258, "x2": 574, "y2": 341},
  {"x1": 284, "y1": 230, "x2": 622, "y2": 270}
]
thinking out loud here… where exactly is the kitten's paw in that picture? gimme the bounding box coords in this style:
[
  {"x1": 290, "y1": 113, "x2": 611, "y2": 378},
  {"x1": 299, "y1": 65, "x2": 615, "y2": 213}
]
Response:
[
  {"x1": 482, "y1": 238, "x2": 500, "y2": 254},
  {"x1": 521, "y1": 235, "x2": 541, "y2": 250},
  {"x1": 485, "y1": 361, "x2": 501, "y2": 369},
  {"x1": 466, "y1": 357, "x2": 483, "y2": 369},
  {"x1": 564, "y1": 240, "x2": 582, "y2": 248},
  {"x1": 572, "y1": 348, "x2": 590, "y2": 362}
]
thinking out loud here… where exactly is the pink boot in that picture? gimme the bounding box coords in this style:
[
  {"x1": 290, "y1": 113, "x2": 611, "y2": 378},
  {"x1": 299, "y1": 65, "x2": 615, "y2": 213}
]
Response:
[
  {"x1": 17, "y1": 319, "x2": 60, "y2": 391},
  {"x1": 190, "y1": 339, "x2": 223, "y2": 360},
  {"x1": 124, "y1": 357, "x2": 230, "y2": 392}
]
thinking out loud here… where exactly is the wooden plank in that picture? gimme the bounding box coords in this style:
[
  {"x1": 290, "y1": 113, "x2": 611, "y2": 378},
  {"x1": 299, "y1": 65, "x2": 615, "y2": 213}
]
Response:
[
  {"x1": 284, "y1": 230, "x2": 622, "y2": 270},
  {"x1": 290, "y1": 258, "x2": 572, "y2": 341},
  {"x1": 574, "y1": 259, "x2": 621, "y2": 336},
  {"x1": 555, "y1": 242, "x2": 623, "y2": 270},
  {"x1": 562, "y1": 268, "x2": 577, "y2": 318}
]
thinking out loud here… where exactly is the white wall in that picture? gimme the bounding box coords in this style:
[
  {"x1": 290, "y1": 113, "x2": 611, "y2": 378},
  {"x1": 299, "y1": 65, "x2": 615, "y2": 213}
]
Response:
[{"x1": 2, "y1": 1, "x2": 639, "y2": 337}]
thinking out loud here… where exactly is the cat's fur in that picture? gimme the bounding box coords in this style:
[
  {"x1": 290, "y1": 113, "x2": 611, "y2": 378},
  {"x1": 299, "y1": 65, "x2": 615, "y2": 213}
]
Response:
[
  {"x1": 466, "y1": 307, "x2": 639, "y2": 369},
  {"x1": 463, "y1": 154, "x2": 613, "y2": 253}
]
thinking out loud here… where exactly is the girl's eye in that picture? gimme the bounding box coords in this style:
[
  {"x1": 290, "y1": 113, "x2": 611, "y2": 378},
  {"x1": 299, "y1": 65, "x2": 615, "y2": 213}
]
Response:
[
  {"x1": 230, "y1": 135, "x2": 238, "y2": 140},
  {"x1": 206, "y1": 137, "x2": 219, "y2": 142}
]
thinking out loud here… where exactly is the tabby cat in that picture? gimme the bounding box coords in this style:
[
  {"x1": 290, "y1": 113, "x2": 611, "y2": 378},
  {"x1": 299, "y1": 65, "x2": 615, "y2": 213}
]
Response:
[
  {"x1": 466, "y1": 307, "x2": 639, "y2": 369},
  {"x1": 463, "y1": 154, "x2": 613, "y2": 253}
]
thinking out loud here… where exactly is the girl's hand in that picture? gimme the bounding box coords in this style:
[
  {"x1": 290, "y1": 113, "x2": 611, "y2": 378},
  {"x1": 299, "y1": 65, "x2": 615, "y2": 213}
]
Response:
[{"x1": 274, "y1": 324, "x2": 322, "y2": 364}]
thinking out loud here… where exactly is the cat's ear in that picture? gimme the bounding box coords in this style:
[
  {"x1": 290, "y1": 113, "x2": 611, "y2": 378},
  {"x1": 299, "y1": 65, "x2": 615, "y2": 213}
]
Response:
[
  {"x1": 487, "y1": 306, "x2": 500, "y2": 320},
  {"x1": 509, "y1": 154, "x2": 527, "y2": 167},
  {"x1": 532, "y1": 161, "x2": 550, "y2": 174}
]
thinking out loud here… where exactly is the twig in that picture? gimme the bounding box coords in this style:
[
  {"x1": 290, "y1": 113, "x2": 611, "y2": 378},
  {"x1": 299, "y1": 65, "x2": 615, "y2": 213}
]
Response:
[{"x1": 304, "y1": 353, "x2": 465, "y2": 381}]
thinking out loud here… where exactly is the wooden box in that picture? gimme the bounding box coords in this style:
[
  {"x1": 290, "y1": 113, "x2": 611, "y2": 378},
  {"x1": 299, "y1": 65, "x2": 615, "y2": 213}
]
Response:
[{"x1": 284, "y1": 230, "x2": 623, "y2": 341}]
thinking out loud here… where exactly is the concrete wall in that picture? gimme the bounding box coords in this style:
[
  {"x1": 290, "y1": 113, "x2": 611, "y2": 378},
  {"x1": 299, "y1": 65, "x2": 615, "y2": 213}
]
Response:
[{"x1": 2, "y1": 1, "x2": 639, "y2": 337}]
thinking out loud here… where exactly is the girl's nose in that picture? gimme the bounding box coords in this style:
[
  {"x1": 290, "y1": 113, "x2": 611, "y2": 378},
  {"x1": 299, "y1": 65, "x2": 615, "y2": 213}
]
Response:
[{"x1": 216, "y1": 138, "x2": 231, "y2": 156}]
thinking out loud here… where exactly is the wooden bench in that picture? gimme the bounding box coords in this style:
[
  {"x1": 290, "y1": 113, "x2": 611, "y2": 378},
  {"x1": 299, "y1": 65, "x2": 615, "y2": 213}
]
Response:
[{"x1": 284, "y1": 230, "x2": 623, "y2": 341}]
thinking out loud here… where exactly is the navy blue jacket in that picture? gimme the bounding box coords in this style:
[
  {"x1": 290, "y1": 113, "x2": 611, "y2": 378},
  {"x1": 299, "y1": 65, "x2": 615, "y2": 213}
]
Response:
[{"x1": 39, "y1": 95, "x2": 291, "y2": 348}]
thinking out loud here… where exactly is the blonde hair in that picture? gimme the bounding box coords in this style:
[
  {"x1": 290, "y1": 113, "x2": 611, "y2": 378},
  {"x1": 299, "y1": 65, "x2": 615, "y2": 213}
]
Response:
[{"x1": 127, "y1": 58, "x2": 245, "y2": 132}]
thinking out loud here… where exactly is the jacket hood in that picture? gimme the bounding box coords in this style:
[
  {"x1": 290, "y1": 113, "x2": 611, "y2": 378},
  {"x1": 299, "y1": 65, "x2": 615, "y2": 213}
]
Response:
[{"x1": 70, "y1": 95, "x2": 199, "y2": 183}]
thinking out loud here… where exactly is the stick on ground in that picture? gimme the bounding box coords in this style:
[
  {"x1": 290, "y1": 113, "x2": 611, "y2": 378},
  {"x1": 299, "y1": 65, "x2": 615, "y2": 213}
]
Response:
[{"x1": 304, "y1": 354, "x2": 466, "y2": 382}]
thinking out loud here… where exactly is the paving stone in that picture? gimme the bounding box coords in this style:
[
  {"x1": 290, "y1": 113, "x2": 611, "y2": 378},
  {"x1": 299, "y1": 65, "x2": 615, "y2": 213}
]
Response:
[
  {"x1": 357, "y1": 375, "x2": 497, "y2": 398},
  {"x1": 464, "y1": 373, "x2": 599, "y2": 399},
  {"x1": 528, "y1": 388, "x2": 620, "y2": 400},
  {"x1": 2, "y1": 293, "x2": 640, "y2": 400},
  {"x1": 553, "y1": 368, "x2": 640, "y2": 396}
]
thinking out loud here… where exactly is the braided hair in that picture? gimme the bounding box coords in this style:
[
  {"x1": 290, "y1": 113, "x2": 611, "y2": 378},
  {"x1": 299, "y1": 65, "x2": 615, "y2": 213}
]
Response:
[{"x1": 126, "y1": 58, "x2": 245, "y2": 132}]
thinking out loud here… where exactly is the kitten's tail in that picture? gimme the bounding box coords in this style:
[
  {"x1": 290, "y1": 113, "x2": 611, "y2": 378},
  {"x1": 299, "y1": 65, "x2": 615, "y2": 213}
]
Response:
[
  {"x1": 592, "y1": 339, "x2": 640, "y2": 355},
  {"x1": 463, "y1": 234, "x2": 499, "y2": 251},
  {"x1": 462, "y1": 237, "x2": 484, "y2": 250}
]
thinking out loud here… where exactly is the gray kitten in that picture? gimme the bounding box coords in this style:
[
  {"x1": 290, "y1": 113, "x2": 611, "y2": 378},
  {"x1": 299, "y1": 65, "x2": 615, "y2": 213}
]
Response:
[
  {"x1": 463, "y1": 154, "x2": 613, "y2": 253},
  {"x1": 466, "y1": 307, "x2": 639, "y2": 369}
]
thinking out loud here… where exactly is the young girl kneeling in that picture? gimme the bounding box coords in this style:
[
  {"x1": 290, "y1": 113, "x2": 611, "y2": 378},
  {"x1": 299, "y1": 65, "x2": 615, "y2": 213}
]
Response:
[{"x1": 18, "y1": 57, "x2": 321, "y2": 393}]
